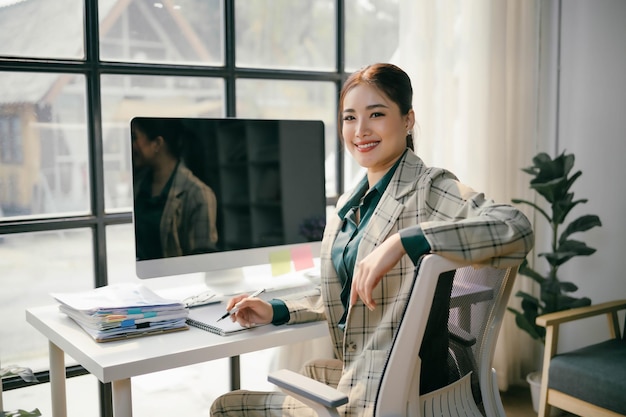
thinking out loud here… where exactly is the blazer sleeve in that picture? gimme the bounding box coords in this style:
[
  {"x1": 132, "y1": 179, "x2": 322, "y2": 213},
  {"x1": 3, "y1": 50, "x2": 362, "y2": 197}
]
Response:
[
  {"x1": 282, "y1": 287, "x2": 327, "y2": 324},
  {"x1": 418, "y1": 169, "x2": 534, "y2": 268}
]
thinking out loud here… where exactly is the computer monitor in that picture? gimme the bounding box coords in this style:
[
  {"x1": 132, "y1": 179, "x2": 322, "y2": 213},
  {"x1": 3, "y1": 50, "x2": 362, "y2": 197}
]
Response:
[{"x1": 130, "y1": 117, "x2": 326, "y2": 292}]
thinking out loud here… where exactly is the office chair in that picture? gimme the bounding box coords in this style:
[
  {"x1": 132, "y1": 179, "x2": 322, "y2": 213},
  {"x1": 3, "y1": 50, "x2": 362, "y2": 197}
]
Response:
[
  {"x1": 536, "y1": 299, "x2": 626, "y2": 417},
  {"x1": 268, "y1": 254, "x2": 518, "y2": 417}
]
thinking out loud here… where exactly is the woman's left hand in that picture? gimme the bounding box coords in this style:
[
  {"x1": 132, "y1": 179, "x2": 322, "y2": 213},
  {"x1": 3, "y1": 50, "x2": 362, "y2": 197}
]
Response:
[{"x1": 350, "y1": 233, "x2": 406, "y2": 310}]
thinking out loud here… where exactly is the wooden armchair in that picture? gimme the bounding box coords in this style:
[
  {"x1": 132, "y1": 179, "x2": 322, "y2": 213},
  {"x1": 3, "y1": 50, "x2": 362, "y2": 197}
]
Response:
[
  {"x1": 536, "y1": 299, "x2": 626, "y2": 417},
  {"x1": 268, "y1": 254, "x2": 518, "y2": 417}
]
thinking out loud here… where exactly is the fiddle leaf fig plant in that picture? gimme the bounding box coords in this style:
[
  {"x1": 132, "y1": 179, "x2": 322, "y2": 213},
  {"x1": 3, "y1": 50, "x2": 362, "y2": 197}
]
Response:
[{"x1": 507, "y1": 151, "x2": 601, "y2": 343}]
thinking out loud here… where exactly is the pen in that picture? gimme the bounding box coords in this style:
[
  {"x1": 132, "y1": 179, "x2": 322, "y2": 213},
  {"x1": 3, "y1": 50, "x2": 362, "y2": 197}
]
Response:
[{"x1": 217, "y1": 288, "x2": 266, "y2": 322}]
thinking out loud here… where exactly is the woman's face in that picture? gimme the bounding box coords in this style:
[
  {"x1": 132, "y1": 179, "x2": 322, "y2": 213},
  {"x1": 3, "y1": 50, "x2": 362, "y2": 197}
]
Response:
[
  {"x1": 341, "y1": 84, "x2": 414, "y2": 177},
  {"x1": 131, "y1": 126, "x2": 158, "y2": 169}
]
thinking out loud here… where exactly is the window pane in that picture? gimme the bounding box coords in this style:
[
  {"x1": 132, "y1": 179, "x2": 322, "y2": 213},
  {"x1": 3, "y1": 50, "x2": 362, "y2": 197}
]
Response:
[
  {"x1": 0, "y1": 230, "x2": 94, "y2": 370},
  {"x1": 236, "y1": 0, "x2": 336, "y2": 71},
  {"x1": 344, "y1": 0, "x2": 400, "y2": 71},
  {"x1": 106, "y1": 224, "x2": 136, "y2": 283},
  {"x1": 0, "y1": 0, "x2": 84, "y2": 59},
  {"x1": 0, "y1": 72, "x2": 89, "y2": 220},
  {"x1": 236, "y1": 79, "x2": 338, "y2": 196},
  {"x1": 100, "y1": 74, "x2": 225, "y2": 212},
  {"x1": 99, "y1": 0, "x2": 224, "y2": 65},
  {"x1": 2, "y1": 374, "x2": 99, "y2": 417}
]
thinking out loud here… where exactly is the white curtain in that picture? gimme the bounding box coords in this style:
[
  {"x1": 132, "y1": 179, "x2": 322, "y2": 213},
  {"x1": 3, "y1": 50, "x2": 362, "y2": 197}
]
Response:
[{"x1": 394, "y1": 0, "x2": 541, "y2": 389}]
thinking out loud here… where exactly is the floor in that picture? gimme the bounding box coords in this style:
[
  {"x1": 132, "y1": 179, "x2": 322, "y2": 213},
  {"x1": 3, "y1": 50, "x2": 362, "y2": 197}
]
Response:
[
  {"x1": 3, "y1": 342, "x2": 570, "y2": 417},
  {"x1": 500, "y1": 386, "x2": 576, "y2": 417},
  {"x1": 500, "y1": 385, "x2": 537, "y2": 417},
  {"x1": 4, "y1": 367, "x2": 576, "y2": 417}
]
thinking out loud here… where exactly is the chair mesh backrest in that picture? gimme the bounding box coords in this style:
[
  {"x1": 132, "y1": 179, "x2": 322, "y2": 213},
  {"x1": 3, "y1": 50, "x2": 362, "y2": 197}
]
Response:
[
  {"x1": 447, "y1": 265, "x2": 513, "y2": 408},
  {"x1": 374, "y1": 255, "x2": 516, "y2": 417}
]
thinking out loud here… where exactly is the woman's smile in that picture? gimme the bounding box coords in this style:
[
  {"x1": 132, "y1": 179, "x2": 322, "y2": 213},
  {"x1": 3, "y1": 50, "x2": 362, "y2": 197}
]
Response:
[{"x1": 354, "y1": 140, "x2": 380, "y2": 151}]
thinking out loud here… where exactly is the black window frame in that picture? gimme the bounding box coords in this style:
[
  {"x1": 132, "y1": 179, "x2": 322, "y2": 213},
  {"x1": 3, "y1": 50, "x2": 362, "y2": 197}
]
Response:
[{"x1": 0, "y1": 1, "x2": 348, "y2": 416}]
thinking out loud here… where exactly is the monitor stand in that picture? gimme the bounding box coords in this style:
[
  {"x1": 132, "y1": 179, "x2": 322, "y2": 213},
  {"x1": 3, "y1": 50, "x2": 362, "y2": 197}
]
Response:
[{"x1": 204, "y1": 267, "x2": 250, "y2": 296}]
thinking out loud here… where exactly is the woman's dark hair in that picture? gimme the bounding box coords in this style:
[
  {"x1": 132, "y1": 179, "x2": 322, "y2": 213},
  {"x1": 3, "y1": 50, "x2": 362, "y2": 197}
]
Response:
[
  {"x1": 338, "y1": 63, "x2": 414, "y2": 150},
  {"x1": 131, "y1": 117, "x2": 185, "y2": 159}
]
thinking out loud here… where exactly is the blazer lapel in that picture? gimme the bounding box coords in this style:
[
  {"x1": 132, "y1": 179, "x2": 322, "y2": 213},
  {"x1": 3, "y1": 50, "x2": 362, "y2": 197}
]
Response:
[
  {"x1": 354, "y1": 194, "x2": 404, "y2": 259},
  {"x1": 354, "y1": 151, "x2": 423, "y2": 261}
]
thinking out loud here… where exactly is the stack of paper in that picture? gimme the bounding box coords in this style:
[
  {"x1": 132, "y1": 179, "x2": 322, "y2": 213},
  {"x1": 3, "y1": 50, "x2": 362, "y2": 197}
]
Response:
[{"x1": 52, "y1": 283, "x2": 189, "y2": 342}]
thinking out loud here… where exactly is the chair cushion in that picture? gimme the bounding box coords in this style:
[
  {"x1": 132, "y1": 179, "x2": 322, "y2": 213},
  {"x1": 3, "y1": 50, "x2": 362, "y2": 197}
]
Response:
[{"x1": 549, "y1": 338, "x2": 626, "y2": 415}]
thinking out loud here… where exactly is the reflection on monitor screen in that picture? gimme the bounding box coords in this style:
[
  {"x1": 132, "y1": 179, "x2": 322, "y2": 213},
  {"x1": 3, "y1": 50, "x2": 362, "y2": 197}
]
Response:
[{"x1": 130, "y1": 117, "x2": 326, "y2": 289}]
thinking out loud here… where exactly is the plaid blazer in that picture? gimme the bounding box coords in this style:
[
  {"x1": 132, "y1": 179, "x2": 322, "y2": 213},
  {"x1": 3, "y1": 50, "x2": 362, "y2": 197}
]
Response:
[
  {"x1": 283, "y1": 150, "x2": 534, "y2": 416},
  {"x1": 155, "y1": 162, "x2": 218, "y2": 257}
]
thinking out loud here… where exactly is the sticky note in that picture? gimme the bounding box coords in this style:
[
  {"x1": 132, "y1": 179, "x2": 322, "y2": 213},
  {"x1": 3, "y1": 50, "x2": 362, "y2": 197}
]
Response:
[
  {"x1": 291, "y1": 245, "x2": 314, "y2": 271},
  {"x1": 269, "y1": 250, "x2": 292, "y2": 276}
]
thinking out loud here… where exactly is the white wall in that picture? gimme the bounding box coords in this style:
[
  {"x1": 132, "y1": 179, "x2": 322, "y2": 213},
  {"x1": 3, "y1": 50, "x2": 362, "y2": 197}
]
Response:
[{"x1": 543, "y1": 0, "x2": 626, "y2": 350}]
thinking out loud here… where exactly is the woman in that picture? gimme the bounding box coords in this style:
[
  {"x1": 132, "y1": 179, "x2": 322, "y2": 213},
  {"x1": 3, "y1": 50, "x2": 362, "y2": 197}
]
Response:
[
  {"x1": 210, "y1": 63, "x2": 534, "y2": 416},
  {"x1": 131, "y1": 117, "x2": 218, "y2": 260}
]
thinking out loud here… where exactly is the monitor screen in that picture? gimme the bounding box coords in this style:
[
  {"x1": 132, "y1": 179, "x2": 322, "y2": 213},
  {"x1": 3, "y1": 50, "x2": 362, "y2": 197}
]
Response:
[{"x1": 130, "y1": 117, "x2": 326, "y2": 288}]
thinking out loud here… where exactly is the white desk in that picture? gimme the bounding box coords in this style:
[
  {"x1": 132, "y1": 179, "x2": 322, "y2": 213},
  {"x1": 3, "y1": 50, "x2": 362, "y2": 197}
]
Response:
[{"x1": 26, "y1": 305, "x2": 329, "y2": 417}]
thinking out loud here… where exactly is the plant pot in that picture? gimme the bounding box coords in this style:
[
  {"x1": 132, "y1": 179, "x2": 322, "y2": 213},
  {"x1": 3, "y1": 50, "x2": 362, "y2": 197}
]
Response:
[
  {"x1": 526, "y1": 371, "x2": 542, "y2": 412},
  {"x1": 527, "y1": 371, "x2": 561, "y2": 416}
]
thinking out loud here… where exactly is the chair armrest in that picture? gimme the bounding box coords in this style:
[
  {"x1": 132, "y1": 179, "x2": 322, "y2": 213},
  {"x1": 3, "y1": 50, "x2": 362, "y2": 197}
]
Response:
[
  {"x1": 268, "y1": 369, "x2": 348, "y2": 409},
  {"x1": 536, "y1": 299, "x2": 626, "y2": 328}
]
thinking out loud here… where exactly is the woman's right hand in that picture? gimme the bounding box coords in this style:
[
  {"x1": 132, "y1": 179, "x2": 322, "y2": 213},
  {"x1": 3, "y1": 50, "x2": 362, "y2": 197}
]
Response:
[
  {"x1": 350, "y1": 233, "x2": 407, "y2": 310},
  {"x1": 226, "y1": 294, "x2": 273, "y2": 327}
]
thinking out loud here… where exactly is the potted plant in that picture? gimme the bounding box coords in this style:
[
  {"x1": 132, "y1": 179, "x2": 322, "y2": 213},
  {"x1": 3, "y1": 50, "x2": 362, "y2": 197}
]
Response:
[
  {"x1": 507, "y1": 151, "x2": 601, "y2": 411},
  {"x1": 0, "y1": 365, "x2": 41, "y2": 417}
]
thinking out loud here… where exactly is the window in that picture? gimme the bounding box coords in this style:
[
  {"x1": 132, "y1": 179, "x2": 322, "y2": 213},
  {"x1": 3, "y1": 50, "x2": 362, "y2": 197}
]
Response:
[
  {"x1": 99, "y1": 0, "x2": 224, "y2": 65},
  {"x1": 0, "y1": 1, "x2": 399, "y2": 416},
  {"x1": 235, "y1": 0, "x2": 336, "y2": 70},
  {"x1": 0, "y1": 115, "x2": 23, "y2": 164}
]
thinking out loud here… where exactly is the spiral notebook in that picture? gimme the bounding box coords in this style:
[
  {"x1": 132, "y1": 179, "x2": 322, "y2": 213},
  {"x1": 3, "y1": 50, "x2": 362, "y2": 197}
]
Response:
[
  {"x1": 187, "y1": 285, "x2": 319, "y2": 336},
  {"x1": 186, "y1": 302, "x2": 264, "y2": 336}
]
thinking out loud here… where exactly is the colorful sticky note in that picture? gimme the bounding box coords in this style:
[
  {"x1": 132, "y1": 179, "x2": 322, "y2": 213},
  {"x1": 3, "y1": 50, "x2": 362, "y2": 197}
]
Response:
[
  {"x1": 291, "y1": 245, "x2": 314, "y2": 271},
  {"x1": 269, "y1": 250, "x2": 292, "y2": 276}
]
